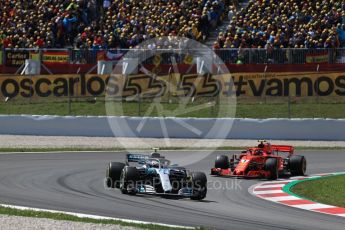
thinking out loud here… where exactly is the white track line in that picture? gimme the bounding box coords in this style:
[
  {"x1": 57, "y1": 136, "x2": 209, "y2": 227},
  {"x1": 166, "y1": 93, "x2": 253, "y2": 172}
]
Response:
[
  {"x1": 0, "y1": 204, "x2": 193, "y2": 229},
  {"x1": 255, "y1": 184, "x2": 286, "y2": 188},
  {"x1": 292, "y1": 204, "x2": 335, "y2": 210},
  {"x1": 264, "y1": 196, "x2": 302, "y2": 202},
  {"x1": 253, "y1": 190, "x2": 285, "y2": 195}
]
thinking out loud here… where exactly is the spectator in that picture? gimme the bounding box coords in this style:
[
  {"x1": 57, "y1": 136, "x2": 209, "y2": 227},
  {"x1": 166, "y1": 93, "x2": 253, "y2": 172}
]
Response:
[
  {"x1": 0, "y1": 0, "x2": 232, "y2": 49},
  {"x1": 228, "y1": 6, "x2": 236, "y2": 21},
  {"x1": 218, "y1": 0, "x2": 344, "y2": 49}
]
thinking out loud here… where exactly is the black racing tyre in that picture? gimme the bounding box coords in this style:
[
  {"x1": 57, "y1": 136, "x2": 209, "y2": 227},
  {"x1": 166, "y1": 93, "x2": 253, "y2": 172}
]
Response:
[
  {"x1": 215, "y1": 155, "x2": 229, "y2": 169},
  {"x1": 265, "y1": 158, "x2": 278, "y2": 180},
  {"x1": 190, "y1": 172, "x2": 207, "y2": 200},
  {"x1": 289, "y1": 155, "x2": 307, "y2": 176},
  {"x1": 106, "y1": 162, "x2": 125, "y2": 188},
  {"x1": 120, "y1": 166, "x2": 139, "y2": 195},
  {"x1": 150, "y1": 153, "x2": 161, "y2": 158}
]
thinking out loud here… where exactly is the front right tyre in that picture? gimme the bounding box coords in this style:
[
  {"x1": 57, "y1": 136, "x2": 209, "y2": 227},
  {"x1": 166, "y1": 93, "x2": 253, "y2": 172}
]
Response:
[
  {"x1": 265, "y1": 158, "x2": 278, "y2": 180},
  {"x1": 106, "y1": 162, "x2": 125, "y2": 188},
  {"x1": 215, "y1": 155, "x2": 229, "y2": 169},
  {"x1": 289, "y1": 155, "x2": 307, "y2": 176},
  {"x1": 190, "y1": 172, "x2": 207, "y2": 200},
  {"x1": 120, "y1": 166, "x2": 139, "y2": 195}
]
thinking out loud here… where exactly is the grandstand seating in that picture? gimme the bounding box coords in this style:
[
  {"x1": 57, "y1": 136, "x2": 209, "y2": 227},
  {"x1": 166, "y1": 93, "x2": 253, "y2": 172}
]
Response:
[
  {"x1": 214, "y1": 0, "x2": 344, "y2": 49},
  {"x1": 0, "y1": 0, "x2": 232, "y2": 49}
]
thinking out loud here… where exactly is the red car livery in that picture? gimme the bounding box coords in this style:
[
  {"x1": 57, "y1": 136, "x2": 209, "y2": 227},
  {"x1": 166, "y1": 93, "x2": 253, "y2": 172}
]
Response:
[{"x1": 211, "y1": 141, "x2": 306, "y2": 180}]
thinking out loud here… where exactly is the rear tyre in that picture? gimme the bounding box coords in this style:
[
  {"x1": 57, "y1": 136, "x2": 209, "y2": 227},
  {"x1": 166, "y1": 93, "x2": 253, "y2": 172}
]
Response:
[
  {"x1": 265, "y1": 158, "x2": 278, "y2": 180},
  {"x1": 120, "y1": 166, "x2": 139, "y2": 195},
  {"x1": 106, "y1": 162, "x2": 125, "y2": 188},
  {"x1": 190, "y1": 172, "x2": 207, "y2": 200},
  {"x1": 215, "y1": 155, "x2": 229, "y2": 169},
  {"x1": 150, "y1": 153, "x2": 161, "y2": 158},
  {"x1": 289, "y1": 155, "x2": 306, "y2": 176}
]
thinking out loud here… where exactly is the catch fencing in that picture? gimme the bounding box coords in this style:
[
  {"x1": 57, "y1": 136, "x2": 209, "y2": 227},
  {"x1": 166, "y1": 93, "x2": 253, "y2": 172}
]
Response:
[{"x1": 1, "y1": 48, "x2": 345, "y2": 67}]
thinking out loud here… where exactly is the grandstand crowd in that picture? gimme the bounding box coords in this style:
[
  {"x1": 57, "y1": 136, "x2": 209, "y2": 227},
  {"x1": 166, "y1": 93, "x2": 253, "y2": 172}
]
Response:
[
  {"x1": 0, "y1": 0, "x2": 232, "y2": 49},
  {"x1": 215, "y1": 0, "x2": 345, "y2": 49},
  {"x1": 0, "y1": 0, "x2": 344, "y2": 51}
]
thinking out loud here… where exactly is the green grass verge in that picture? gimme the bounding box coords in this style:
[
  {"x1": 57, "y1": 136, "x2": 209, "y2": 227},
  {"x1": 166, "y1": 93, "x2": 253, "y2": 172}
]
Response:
[
  {"x1": 291, "y1": 175, "x2": 345, "y2": 207},
  {"x1": 2, "y1": 96, "x2": 345, "y2": 118},
  {"x1": 0, "y1": 206, "x2": 198, "y2": 230}
]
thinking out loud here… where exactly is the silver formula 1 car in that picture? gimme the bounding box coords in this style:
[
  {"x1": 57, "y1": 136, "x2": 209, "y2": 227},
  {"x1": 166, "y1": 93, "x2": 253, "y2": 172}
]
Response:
[{"x1": 105, "y1": 149, "x2": 207, "y2": 200}]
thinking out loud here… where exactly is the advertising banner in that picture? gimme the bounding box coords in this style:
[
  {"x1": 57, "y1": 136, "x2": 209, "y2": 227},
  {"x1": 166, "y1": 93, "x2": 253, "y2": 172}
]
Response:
[
  {"x1": 0, "y1": 75, "x2": 80, "y2": 99},
  {"x1": 0, "y1": 72, "x2": 344, "y2": 99},
  {"x1": 42, "y1": 51, "x2": 69, "y2": 64},
  {"x1": 5, "y1": 50, "x2": 30, "y2": 66},
  {"x1": 306, "y1": 52, "x2": 328, "y2": 63},
  {"x1": 99, "y1": 72, "x2": 345, "y2": 98},
  {"x1": 229, "y1": 72, "x2": 345, "y2": 97}
]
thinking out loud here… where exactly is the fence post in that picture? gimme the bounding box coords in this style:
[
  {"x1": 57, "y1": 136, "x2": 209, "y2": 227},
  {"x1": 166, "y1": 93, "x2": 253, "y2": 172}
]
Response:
[
  {"x1": 168, "y1": 67, "x2": 172, "y2": 104},
  {"x1": 263, "y1": 65, "x2": 268, "y2": 104},
  {"x1": 249, "y1": 49, "x2": 253, "y2": 64},
  {"x1": 3, "y1": 48, "x2": 6, "y2": 69},
  {"x1": 287, "y1": 49, "x2": 292, "y2": 64},
  {"x1": 316, "y1": 64, "x2": 320, "y2": 118},
  {"x1": 68, "y1": 77, "x2": 71, "y2": 115},
  {"x1": 68, "y1": 95, "x2": 72, "y2": 115},
  {"x1": 1, "y1": 47, "x2": 5, "y2": 71},
  {"x1": 68, "y1": 48, "x2": 73, "y2": 64},
  {"x1": 328, "y1": 48, "x2": 333, "y2": 64},
  {"x1": 288, "y1": 94, "x2": 291, "y2": 119},
  {"x1": 138, "y1": 95, "x2": 141, "y2": 116}
]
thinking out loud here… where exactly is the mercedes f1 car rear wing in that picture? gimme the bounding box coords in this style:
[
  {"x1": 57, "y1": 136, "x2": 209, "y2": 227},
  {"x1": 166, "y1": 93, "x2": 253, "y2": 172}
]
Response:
[{"x1": 126, "y1": 154, "x2": 150, "y2": 163}]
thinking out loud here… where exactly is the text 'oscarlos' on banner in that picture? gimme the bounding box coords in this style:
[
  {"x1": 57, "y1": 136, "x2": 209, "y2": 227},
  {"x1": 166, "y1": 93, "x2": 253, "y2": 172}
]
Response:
[{"x1": 0, "y1": 72, "x2": 345, "y2": 99}]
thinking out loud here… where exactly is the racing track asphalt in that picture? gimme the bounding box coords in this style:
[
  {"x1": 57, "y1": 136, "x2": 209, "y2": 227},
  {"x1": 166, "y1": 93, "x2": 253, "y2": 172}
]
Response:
[{"x1": 0, "y1": 150, "x2": 345, "y2": 230}]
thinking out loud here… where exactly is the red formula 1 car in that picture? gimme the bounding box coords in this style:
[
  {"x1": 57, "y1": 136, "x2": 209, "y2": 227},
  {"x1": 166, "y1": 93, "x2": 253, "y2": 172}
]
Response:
[{"x1": 211, "y1": 141, "x2": 306, "y2": 180}]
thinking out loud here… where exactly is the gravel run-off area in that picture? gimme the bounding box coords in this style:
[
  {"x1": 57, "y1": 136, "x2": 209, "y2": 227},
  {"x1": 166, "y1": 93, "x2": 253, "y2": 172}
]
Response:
[{"x1": 0, "y1": 215, "x2": 140, "y2": 230}]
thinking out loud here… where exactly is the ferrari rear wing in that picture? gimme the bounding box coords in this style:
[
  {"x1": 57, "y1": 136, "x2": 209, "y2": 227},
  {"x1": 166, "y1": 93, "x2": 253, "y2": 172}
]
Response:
[{"x1": 270, "y1": 145, "x2": 294, "y2": 155}]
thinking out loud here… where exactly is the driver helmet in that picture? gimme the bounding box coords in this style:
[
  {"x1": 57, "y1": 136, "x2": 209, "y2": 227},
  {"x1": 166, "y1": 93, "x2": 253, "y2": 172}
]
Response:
[
  {"x1": 254, "y1": 149, "x2": 263, "y2": 155},
  {"x1": 258, "y1": 142, "x2": 265, "y2": 149},
  {"x1": 150, "y1": 160, "x2": 160, "y2": 168}
]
